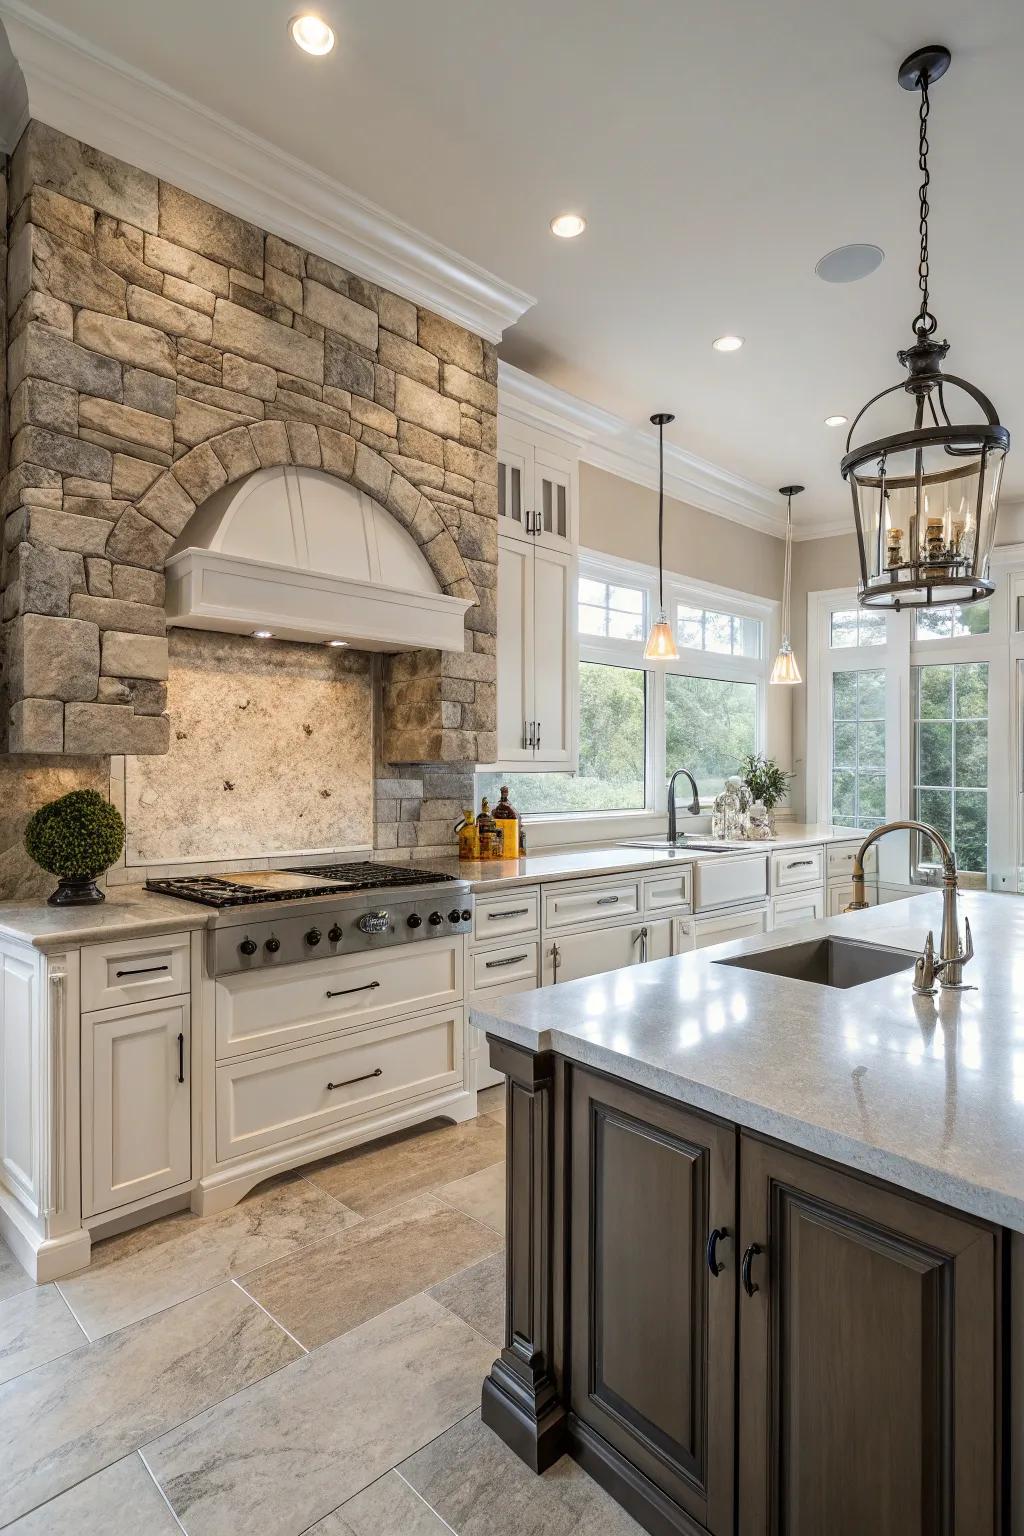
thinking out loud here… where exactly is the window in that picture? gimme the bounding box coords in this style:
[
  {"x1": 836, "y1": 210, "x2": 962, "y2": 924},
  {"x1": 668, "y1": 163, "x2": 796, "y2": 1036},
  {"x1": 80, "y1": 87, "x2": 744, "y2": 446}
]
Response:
[
  {"x1": 578, "y1": 577, "x2": 645, "y2": 641},
  {"x1": 665, "y1": 675, "x2": 757, "y2": 799},
  {"x1": 675, "y1": 603, "x2": 761, "y2": 658},
  {"x1": 478, "y1": 661, "x2": 646, "y2": 814},
  {"x1": 912, "y1": 662, "x2": 988, "y2": 875},
  {"x1": 830, "y1": 669, "x2": 886, "y2": 829},
  {"x1": 830, "y1": 609, "x2": 887, "y2": 647},
  {"x1": 913, "y1": 601, "x2": 991, "y2": 641}
]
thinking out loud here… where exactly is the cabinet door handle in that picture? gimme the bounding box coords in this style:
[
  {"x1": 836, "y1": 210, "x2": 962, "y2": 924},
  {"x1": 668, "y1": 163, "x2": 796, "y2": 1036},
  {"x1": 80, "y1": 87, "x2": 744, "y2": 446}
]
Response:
[
  {"x1": 535, "y1": 720, "x2": 541, "y2": 748},
  {"x1": 635, "y1": 925, "x2": 648, "y2": 963},
  {"x1": 786, "y1": 859, "x2": 816, "y2": 870},
  {"x1": 177, "y1": 1031, "x2": 185, "y2": 1084},
  {"x1": 327, "y1": 1067, "x2": 383, "y2": 1091},
  {"x1": 741, "y1": 1242, "x2": 764, "y2": 1296},
  {"x1": 706, "y1": 1226, "x2": 728, "y2": 1277},
  {"x1": 485, "y1": 953, "x2": 529, "y2": 968},
  {"x1": 487, "y1": 907, "x2": 529, "y2": 920},
  {"x1": 326, "y1": 981, "x2": 381, "y2": 998},
  {"x1": 115, "y1": 963, "x2": 169, "y2": 978},
  {"x1": 596, "y1": 895, "x2": 620, "y2": 906},
  {"x1": 551, "y1": 941, "x2": 561, "y2": 981}
]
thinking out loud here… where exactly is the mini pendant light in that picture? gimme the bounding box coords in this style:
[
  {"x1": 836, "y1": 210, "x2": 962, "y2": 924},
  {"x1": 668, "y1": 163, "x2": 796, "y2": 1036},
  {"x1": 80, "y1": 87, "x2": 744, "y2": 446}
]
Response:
[
  {"x1": 770, "y1": 485, "x2": 803, "y2": 685},
  {"x1": 643, "y1": 412, "x2": 679, "y2": 661}
]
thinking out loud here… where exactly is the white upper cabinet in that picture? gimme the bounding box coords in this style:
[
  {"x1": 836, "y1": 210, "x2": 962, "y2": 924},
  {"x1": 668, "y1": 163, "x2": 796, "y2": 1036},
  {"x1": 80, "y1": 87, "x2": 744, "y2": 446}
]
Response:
[{"x1": 497, "y1": 429, "x2": 577, "y2": 550}]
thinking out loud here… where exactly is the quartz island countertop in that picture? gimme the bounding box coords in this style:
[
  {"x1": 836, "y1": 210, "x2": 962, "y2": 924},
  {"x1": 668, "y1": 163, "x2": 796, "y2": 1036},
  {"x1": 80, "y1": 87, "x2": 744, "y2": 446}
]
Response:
[{"x1": 470, "y1": 890, "x2": 1024, "y2": 1233}]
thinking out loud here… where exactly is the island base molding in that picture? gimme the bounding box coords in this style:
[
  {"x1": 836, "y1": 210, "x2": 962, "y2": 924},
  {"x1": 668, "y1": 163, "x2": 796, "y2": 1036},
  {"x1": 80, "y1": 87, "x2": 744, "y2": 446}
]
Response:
[{"x1": 483, "y1": 1037, "x2": 1010, "y2": 1536}]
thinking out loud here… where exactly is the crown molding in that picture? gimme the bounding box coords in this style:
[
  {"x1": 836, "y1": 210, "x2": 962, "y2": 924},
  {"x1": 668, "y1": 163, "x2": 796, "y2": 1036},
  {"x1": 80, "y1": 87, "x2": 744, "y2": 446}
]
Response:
[{"x1": 0, "y1": 2, "x2": 535, "y2": 343}]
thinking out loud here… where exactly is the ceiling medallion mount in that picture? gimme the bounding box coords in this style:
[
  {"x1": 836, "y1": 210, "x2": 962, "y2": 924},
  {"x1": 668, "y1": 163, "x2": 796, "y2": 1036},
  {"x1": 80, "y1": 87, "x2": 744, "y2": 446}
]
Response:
[
  {"x1": 841, "y1": 44, "x2": 1010, "y2": 612},
  {"x1": 770, "y1": 486, "x2": 803, "y2": 686},
  {"x1": 643, "y1": 412, "x2": 679, "y2": 661}
]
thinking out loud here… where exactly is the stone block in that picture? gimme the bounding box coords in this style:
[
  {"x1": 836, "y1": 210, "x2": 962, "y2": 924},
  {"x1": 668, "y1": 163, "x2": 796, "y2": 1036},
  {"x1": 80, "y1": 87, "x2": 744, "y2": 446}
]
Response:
[
  {"x1": 410, "y1": 496, "x2": 446, "y2": 543},
  {"x1": 9, "y1": 291, "x2": 74, "y2": 339},
  {"x1": 248, "y1": 419, "x2": 290, "y2": 468},
  {"x1": 10, "y1": 612, "x2": 100, "y2": 700},
  {"x1": 266, "y1": 390, "x2": 350, "y2": 431},
  {"x1": 95, "y1": 214, "x2": 163, "y2": 292},
  {"x1": 12, "y1": 122, "x2": 159, "y2": 232},
  {"x1": 10, "y1": 378, "x2": 77, "y2": 435},
  {"x1": 265, "y1": 265, "x2": 303, "y2": 311},
  {"x1": 385, "y1": 454, "x2": 445, "y2": 493},
  {"x1": 105, "y1": 507, "x2": 176, "y2": 567},
  {"x1": 351, "y1": 443, "x2": 392, "y2": 502},
  {"x1": 70, "y1": 594, "x2": 166, "y2": 635},
  {"x1": 284, "y1": 420, "x2": 321, "y2": 467},
  {"x1": 302, "y1": 280, "x2": 377, "y2": 349},
  {"x1": 350, "y1": 396, "x2": 398, "y2": 436},
  {"x1": 143, "y1": 234, "x2": 230, "y2": 295},
  {"x1": 323, "y1": 337, "x2": 374, "y2": 397},
  {"x1": 61, "y1": 496, "x2": 122, "y2": 524},
  {"x1": 443, "y1": 470, "x2": 474, "y2": 499},
  {"x1": 21, "y1": 224, "x2": 128, "y2": 317},
  {"x1": 275, "y1": 372, "x2": 320, "y2": 400},
  {"x1": 11, "y1": 426, "x2": 112, "y2": 481},
  {"x1": 265, "y1": 234, "x2": 305, "y2": 277},
  {"x1": 79, "y1": 397, "x2": 174, "y2": 454},
  {"x1": 123, "y1": 368, "x2": 176, "y2": 419},
  {"x1": 421, "y1": 531, "x2": 469, "y2": 588},
  {"x1": 163, "y1": 274, "x2": 218, "y2": 317},
  {"x1": 4, "y1": 541, "x2": 85, "y2": 618},
  {"x1": 101, "y1": 630, "x2": 169, "y2": 680},
  {"x1": 112, "y1": 565, "x2": 165, "y2": 605},
  {"x1": 317, "y1": 428, "x2": 356, "y2": 480},
  {"x1": 211, "y1": 426, "x2": 260, "y2": 481},
  {"x1": 174, "y1": 394, "x2": 254, "y2": 447},
  {"x1": 213, "y1": 300, "x2": 323, "y2": 383},
  {"x1": 417, "y1": 310, "x2": 484, "y2": 375},
  {"x1": 136, "y1": 469, "x2": 198, "y2": 535},
  {"x1": 74, "y1": 307, "x2": 177, "y2": 377},
  {"x1": 172, "y1": 443, "x2": 227, "y2": 505},
  {"x1": 473, "y1": 477, "x2": 499, "y2": 518},
  {"x1": 222, "y1": 354, "x2": 277, "y2": 401},
  {"x1": 442, "y1": 363, "x2": 497, "y2": 413},
  {"x1": 25, "y1": 507, "x2": 111, "y2": 557},
  {"x1": 374, "y1": 364, "x2": 395, "y2": 413},
  {"x1": 79, "y1": 427, "x2": 171, "y2": 469},
  {"x1": 349, "y1": 276, "x2": 379, "y2": 312},
  {"x1": 378, "y1": 330, "x2": 439, "y2": 389},
  {"x1": 228, "y1": 284, "x2": 291, "y2": 324},
  {"x1": 395, "y1": 374, "x2": 461, "y2": 438},
  {"x1": 230, "y1": 269, "x2": 263, "y2": 295},
  {"x1": 378, "y1": 291, "x2": 417, "y2": 342},
  {"x1": 64, "y1": 703, "x2": 170, "y2": 755},
  {"x1": 384, "y1": 472, "x2": 422, "y2": 529},
  {"x1": 397, "y1": 421, "x2": 445, "y2": 468},
  {"x1": 8, "y1": 323, "x2": 123, "y2": 399},
  {"x1": 444, "y1": 439, "x2": 493, "y2": 483},
  {"x1": 85, "y1": 557, "x2": 114, "y2": 597},
  {"x1": 127, "y1": 285, "x2": 214, "y2": 343},
  {"x1": 8, "y1": 697, "x2": 64, "y2": 754},
  {"x1": 157, "y1": 182, "x2": 263, "y2": 277},
  {"x1": 112, "y1": 454, "x2": 163, "y2": 499},
  {"x1": 19, "y1": 186, "x2": 95, "y2": 250},
  {"x1": 176, "y1": 356, "x2": 221, "y2": 387},
  {"x1": 305, "y1": 253, "x2": 350, "y2": 294}
]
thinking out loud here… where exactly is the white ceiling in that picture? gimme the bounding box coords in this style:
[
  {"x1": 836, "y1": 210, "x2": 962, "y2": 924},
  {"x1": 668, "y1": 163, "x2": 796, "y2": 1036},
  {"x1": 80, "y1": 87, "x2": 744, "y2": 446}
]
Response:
[{"x1": 5, "y1": 0, "x2": 1024, "y2": 529}]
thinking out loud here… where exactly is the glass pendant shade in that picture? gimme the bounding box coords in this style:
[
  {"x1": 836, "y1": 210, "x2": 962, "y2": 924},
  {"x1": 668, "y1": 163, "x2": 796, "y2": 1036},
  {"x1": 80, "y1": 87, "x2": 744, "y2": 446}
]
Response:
[
  {"x1": 644, "y1": 613, "x2": 678, "y2": 661},
  {"x1": 770, "y1": 640, "x2": 801, "y2": 685},
  {"x1": 643, "y1": 412, "x2": 678, "y2": 660}
]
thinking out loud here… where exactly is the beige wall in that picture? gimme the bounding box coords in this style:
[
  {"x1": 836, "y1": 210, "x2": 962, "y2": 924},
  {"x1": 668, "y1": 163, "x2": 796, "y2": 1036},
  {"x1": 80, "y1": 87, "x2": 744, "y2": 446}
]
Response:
[{"x1": 788, "y1": 532, "x2": 859, "y2": 817}]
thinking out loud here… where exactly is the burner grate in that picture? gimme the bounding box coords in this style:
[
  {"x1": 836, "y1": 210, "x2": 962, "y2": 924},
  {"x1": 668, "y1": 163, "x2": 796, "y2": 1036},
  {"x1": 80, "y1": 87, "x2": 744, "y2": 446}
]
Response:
[
  {"x1": 286, "y1": 862, "x2": 461, "y2": 889},
  {"x1": 145, "y1": 875, "x2": 343, "y2": 907}
]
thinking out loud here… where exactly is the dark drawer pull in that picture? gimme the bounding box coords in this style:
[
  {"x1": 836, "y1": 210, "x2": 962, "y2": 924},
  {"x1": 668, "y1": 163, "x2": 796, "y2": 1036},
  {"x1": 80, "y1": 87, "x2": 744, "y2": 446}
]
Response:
[
  {"x1": 177, "y1": 1031, "x2": 185, "y2": 1084},
  {"x1": 741, "y1": 1242, "x2": 763, "y2": 1297},
  {"x1": 786, "y1": 859, "x2": 816, "y2": 870},
  {"x1": 706, "y1": 1226, "x2": 728, "y2": 1277},
  {"x1": 326, "y1": 1067, "x2": 383, "y2": 1092},
  {"x1": 326, "y1": 981, "x2": 381, "y2": 999},
  {"x1": 115, "y1": 964, "x2": 170, "y2": 978},
  {"x1": 487, "y1": 907, "x2": 530, "y2": 920},
  {"x1": 596, "y1": 895, "x2": 621, "y2": 906},
  {"x1": 485, "y1": 953, "x2": 529, "y2": 968}
]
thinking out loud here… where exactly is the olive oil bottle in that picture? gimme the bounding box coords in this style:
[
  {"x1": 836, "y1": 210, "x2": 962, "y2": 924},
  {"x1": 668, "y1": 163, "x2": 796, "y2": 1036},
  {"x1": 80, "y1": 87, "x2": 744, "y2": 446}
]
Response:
[{"x1": 493, "y1": 785, "x2": 520, "y2": 860}]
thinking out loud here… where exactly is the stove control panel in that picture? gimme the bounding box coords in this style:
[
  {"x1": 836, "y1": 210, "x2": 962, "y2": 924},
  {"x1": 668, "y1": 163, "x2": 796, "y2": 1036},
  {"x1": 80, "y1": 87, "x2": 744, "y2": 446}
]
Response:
[{"x1": 210, "y1": 893, "x2": 473, "y2": 977}]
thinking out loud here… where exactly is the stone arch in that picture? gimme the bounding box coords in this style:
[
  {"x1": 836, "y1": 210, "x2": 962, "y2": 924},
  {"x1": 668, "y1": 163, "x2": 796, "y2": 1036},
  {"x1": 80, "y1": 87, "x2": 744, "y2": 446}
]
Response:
[{"x1": 134, "y1": 420, "x2": 477, "y2": 608}]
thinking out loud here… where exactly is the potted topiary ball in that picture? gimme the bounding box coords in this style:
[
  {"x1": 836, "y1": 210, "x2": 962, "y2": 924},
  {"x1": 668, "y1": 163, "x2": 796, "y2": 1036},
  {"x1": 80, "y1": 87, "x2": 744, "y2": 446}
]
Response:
[{"x1": 24, "y1": 790, "x2": 126, "y2": 906}]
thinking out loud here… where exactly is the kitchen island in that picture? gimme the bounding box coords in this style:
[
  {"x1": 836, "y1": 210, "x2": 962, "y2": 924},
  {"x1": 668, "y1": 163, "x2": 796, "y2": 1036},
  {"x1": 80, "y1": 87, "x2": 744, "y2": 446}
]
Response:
[{"x1": 469, "y1": 890, "x2": 1023, "y2": 1536}]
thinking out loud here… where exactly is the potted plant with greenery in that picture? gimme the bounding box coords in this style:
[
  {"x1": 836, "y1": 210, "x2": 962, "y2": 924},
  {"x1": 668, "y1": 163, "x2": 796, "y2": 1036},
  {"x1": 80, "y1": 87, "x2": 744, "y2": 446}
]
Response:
[
  {"x1": 24, "y1": 790, "x2": 126, "y2": 906},
  {"x1": 740, "y1": 753, "x2": 792, "y2": 838}
]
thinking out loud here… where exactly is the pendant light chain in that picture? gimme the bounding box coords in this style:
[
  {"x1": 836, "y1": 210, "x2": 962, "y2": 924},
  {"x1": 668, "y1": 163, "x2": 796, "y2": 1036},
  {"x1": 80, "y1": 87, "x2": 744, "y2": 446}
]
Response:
[{"x1": 915, "y1": 71, "x2": 937, "y2": 337}]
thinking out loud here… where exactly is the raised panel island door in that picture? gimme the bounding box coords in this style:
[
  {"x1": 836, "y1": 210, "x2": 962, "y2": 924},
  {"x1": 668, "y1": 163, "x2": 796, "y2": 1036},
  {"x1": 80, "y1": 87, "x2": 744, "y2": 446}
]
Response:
[
  {"x1": 569, "y1": 1069, "x2": 736, "y2": 1534},
  {"x1": 737, "y1": 1134, "x2": 1000, "y2": 1536}
]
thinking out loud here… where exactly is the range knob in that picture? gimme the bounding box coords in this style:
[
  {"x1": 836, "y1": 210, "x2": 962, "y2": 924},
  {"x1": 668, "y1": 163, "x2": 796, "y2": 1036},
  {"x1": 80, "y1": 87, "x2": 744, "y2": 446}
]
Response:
[
  {"x1": 305, "y1": 927, "x2": 322, "y2": 947},
  {"x1": 239, "y1": 936, "x2": 258, "y2": 957},
  {"x1": 264, "y1": 935, "x2": 281, "y2": 954},
  {"x1": 407, "y1": 913, "x2": 423, "y2": 929},
  {"x1": 461, "y1": 908, "x2": 472, "y2": 922},
  {"x1": 327, "y1": 924, "x2": 343, "y2": 944},
  {"x1": 428, "y1": 911, "x2": 443, "y2": 926},
  {"x1": 448, "y1": 909, "x2": 462, "y2": 924}
]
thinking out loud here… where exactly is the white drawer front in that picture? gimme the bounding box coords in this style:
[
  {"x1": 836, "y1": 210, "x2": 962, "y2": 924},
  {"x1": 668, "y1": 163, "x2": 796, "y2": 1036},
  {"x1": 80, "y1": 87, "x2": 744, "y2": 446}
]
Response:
[
  {"x1": 215, "y1": 939, "x2": 461, "y2": 1060},
  {"x1": 771, "y1": 846, "x2": 824, "y2": 894},
  {"x1": 692, "y1": 855, "x2": 768, "y2": 913},
  {"x1": 643, "y1": 868, "x2": 693, "y2": 916},
  {"x1": 471, "y1": 941, "x2": 538, "y2": 992},
  {"x1": 771, "y1": 889, "x2": 826, "y2": 929},
  {"x1": 543, "y1": 877, "x2": 641, "y2": 932},
  {"x1": 671, "y1": 916, "x2": 696, "y2": 954},
  {"x1": 827, "y1": 841, "x2": 878, "y2": 880},
  {"x1": 81, "y1": 932, "x2": 191, "y2": 1013},
  {"x1": 216, "y1": 1006, "x2": 463, "y2": 1162},
  {"x1": 694, "y1": 906, "x2": 769, "y2": 949},
  {"x1": 473, "y1": 889, "x2": 540, "y2": 943}
]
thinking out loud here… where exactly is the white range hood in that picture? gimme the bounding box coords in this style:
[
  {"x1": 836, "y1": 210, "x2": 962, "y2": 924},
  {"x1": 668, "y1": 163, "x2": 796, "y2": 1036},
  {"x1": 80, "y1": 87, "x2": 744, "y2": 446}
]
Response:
[{"x1": 165, "y1": 465, "x2": 471, "y2": 652}]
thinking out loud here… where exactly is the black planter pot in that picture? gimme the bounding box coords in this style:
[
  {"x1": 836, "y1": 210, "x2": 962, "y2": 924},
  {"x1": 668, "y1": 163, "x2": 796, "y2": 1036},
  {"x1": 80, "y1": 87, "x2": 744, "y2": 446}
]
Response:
[{"x1": 48, "y1": 874, "x2": 105, "y2": 906}]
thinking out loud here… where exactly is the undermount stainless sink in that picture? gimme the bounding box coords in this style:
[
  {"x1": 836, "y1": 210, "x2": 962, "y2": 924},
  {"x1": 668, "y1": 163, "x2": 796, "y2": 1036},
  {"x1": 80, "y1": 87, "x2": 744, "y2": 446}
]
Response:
[
  {"x1": 714, "y1": 936, "x2": 916, "y2": 990},
  {"x1": 616, "y1": 836, "x2": 737, "y2": 853}
]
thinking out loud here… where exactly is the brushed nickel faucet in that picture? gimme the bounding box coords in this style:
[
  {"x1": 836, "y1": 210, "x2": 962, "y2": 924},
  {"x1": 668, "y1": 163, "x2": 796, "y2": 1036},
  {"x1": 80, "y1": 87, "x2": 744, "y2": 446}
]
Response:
[
  {"x1": 667, "y1": 768, "x2": 701, "y2": 844},
  {"x1": 846, "y1": 819, "x2": 973, "y2": 992}
]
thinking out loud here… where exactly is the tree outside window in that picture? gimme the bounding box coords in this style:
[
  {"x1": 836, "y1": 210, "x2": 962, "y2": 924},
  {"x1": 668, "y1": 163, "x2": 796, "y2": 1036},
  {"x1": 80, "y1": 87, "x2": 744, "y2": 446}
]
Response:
[
  {"x1": 665, "y1": 675, "x2": 757, "y2": 799},
  {"x1": 912, "y1": 662, "x2": 988, "y2": 876},
  {"x1": 831, "y1": 669, "x2": 886, "y2": 829}
]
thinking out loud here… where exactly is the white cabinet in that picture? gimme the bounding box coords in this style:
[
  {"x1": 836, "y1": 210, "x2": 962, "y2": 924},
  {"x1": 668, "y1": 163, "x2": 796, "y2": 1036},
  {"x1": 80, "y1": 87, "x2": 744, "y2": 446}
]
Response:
[
  {"x1": 770, "y1": 845, "x2": 825, "y2": 895},
  {"x1": 693, "y1": 906, "x2": 769, "y2": 949},
  {"x1": 544, "y1": 874, "x2": 642, "y2": 932},
  {"x1": 82, "y1": 996, "x2": 191, "y2": 1217},
  {"x1": 497, "y1": 429, "x2": 577, "y2": 550},
  {"x1": 495, "y1": 532, "x2": 576, "y2": 767},
  {"x1": 542, "y1": 918, "x2": 670, "y2": 986},
  {"x1": 772, "y1": 888, "x2": 826, "y2": 929}
]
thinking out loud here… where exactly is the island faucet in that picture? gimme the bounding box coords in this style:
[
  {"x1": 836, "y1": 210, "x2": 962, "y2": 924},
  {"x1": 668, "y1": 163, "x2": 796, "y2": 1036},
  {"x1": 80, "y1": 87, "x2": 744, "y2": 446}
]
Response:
[
  {"x1": 667, "y1": 768, "x2": 701, "y2": 844},
  {"x1": 846, "y1": 819, "x2": 973, "y2": 991}
]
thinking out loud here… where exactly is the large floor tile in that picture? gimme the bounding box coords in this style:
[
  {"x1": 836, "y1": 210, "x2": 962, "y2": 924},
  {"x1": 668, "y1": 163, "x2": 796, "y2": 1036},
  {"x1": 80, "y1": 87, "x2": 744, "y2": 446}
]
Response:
[
  {"x1": 60, "y1": 1173, "x2": 360, "y2": 1339},
  {"x1": 145, "y1": 1292, "x2": 495, "y2": 1536},
  {"x1": 4, "y1": 1453, "x2": 180, "y2": 1534},
  {"x1": 0, "y1": 1284, "x2": 87, "y2": 1386},
  {"x1": 428, "y1": 1251, "x2": 505, "y2": 1348},
  {"x1": 241, "y1": 1193, "x2": 501, "y2": 1348},
  {"x1": 306, "y1": 1115, "x2": 506, "y2": 1216},
  {"x1": 477, "y1": 1084, "x2": 507, "y2": 1125},
  {"x1": 400, "y1": 1411, "x2": 647, "y2": 1534},
  {"x1": 0, "y1": 1236, "x2": 33, "y2": 1304},
  {"x1": 0, "y1": 1281, "x2": 300, "y2": 1525},
  {"x1": 437, "y1": 1160, "x2": 505, "y2": 1234},
  {"x1": 325, "y1": 1469, "x2": 452, "y2": 1534}
]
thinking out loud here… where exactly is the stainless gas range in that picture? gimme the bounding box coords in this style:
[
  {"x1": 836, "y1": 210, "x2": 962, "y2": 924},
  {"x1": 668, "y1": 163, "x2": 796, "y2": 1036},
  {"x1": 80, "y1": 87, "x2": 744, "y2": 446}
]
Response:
[{"x1": 146, "y1": 862, "x2": 473, "y2": 977}]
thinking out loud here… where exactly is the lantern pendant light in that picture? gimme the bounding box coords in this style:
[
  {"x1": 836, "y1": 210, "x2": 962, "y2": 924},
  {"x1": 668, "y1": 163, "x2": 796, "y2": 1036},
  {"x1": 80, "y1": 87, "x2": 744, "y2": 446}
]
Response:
[
  {"x1": 643, "y1": 412, "x2": 679, "y2": 660},
  {"x1": 842, "y1": 44, "x2": 1010, "y2": 611},
  {"x1": 771, "y1": 485, "x2": 803, "y2": 685}
]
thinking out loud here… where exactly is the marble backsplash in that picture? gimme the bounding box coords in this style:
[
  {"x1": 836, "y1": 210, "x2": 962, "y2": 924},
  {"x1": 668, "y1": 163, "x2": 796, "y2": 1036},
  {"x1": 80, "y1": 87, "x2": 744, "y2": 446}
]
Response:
[{"x1": 119, "y1": 631, "x2": 374, "y2": 868}]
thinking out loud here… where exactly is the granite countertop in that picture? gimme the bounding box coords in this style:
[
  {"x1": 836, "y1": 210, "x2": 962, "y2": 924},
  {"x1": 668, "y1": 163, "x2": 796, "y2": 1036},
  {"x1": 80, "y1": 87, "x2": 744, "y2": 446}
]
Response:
[
  {"x1": 470, "y1": 890, "x2": 1024, "y2": 1233},
  {"x1": 0, "y1": 887, "x2": 209, "y2": 952}
]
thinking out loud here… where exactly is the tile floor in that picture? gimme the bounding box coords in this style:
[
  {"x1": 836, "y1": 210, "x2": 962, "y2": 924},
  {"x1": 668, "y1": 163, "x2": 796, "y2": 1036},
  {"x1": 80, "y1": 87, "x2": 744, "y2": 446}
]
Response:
[{"x1": 0, "y1": 1086, "x2": 644, "y2": 1534}]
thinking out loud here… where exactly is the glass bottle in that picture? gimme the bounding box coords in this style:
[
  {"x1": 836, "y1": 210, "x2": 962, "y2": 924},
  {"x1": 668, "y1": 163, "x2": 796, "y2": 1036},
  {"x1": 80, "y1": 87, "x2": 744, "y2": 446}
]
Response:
[
  {"x1": 476, "y1": 798, "x2": 501, "y2": 861},
  {"x1": 493, "y1": 785, "x2": 520, "y2": 859},
  {"x1": 456, "y1": 809, "x2": 479, "y2": 861}
]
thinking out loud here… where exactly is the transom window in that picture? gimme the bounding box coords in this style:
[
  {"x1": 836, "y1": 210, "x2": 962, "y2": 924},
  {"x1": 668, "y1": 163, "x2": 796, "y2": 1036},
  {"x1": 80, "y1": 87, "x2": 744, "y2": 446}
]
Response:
[
  {"x1": 674, "y1": 603, "x2": 761, "y2": 658},
  {"x1": 829, "y1": 609, "x2": 887, "y2": 648},
  {"x1": 578, "y1": 578, "x2": 645, "y2": 641},
  {"x1": 913, "y1": 601, "x2": 991, "y2": 641}
]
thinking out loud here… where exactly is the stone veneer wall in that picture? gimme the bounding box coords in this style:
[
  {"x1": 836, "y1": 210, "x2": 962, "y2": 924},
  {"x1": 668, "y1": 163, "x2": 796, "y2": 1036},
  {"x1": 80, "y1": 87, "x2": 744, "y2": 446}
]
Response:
[{"x1": 1, "y1": 121, "x2": 498, "y2": 772}]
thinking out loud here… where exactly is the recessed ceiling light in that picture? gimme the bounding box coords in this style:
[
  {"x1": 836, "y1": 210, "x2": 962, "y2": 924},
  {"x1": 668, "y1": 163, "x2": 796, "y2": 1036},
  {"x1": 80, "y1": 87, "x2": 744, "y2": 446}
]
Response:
[
  {"x1": 712, "y1": 335, "x2": 744, "y2": 353},
  {"x1": 550, "y1": 213, "x2": 586, "y2": 239},
  {"x1": 824, "y1": 414, "x2": 848, "y2": 427},
  {"x1": 252, "y1": 629, "x2": 273, "y2": 639},
  {"x1": 289, "y1": 14, "x2": 335, "y2": 55},
  {"x1": 327, "y1": 639, "x2": 348, "y2": 647},
  {"x1": 815, "y1": 244, "x2": 884, "y2": 284}
]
